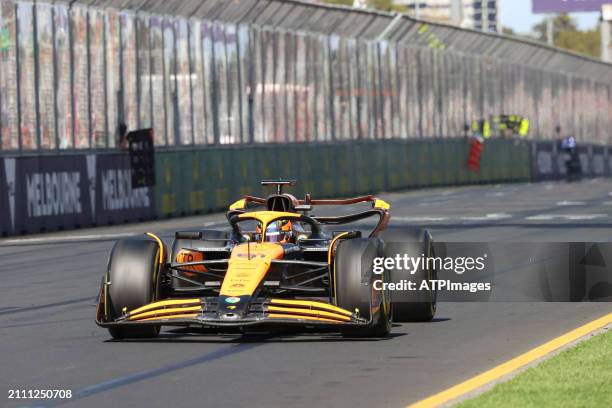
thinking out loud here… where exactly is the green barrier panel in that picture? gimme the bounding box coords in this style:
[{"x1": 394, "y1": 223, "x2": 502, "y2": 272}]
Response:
[
  {"x1": 153, "y1": 138, "x2": 532, "y2": 221},
  {"x1": 484, "y1": 141, "x2": 494, "y2": 182},
  {"x1": 489, "y1": 140, "x2": 499, "y2": 182},
  {"x1": 408, "y1": 142, "x2": 421, "y2": 187},
  {"x1": 283, "y1": 144, "x2": 304, "y2": 198},
  {"x1": 494, "y1": 142, "x2": 506, "y2": 181},
  {"x1": 454, "y1": 139, "x2": 468, "y2": 184},
  {"x1": 374, "y1": 142, "x2": 387, "y2": 192},
  {"x1": 352, "y1": 142, "x2": 369, "y2": 195},
  {"x1": 207, "y1": 148, "x2": 233, "y2": 210},
  {"x1": 430, "y1": 140, "x2": 445, "y2": 186},
  {"x1": 155, "y1": 151, "x2": 181, "y2": 218},
  {"x1": 425, "y1": 141, "x2": 435, "y2": 187},
  {"x1": 193, "y1": 149, "x2": 216, "y2": 213},
  {"x1": 284, "y1": 144, "x2": 303, "y2": 198},
  {"x1": 299, "y1": 144, "x2": 316, "y2": 198},
  {"x1": 417, "y1": 141, "x2": 432, "y2": 187},
  {"x1": 517, "y1": 142, "x2": 531, "y2": 180},
  {"x1": 365, "y1": 142, "x2": 378, "y2": 194},
  {"x1": 385, "y1": 140, "x2": 405, "y2": 191},
  {"x1": 400, "y1": 141, "x2": 411, "y2": 188},
  {"x1": 454, "y1": 140, "x2": 467, "y2": 185},
  {"x1": 233, "y1": 147, "x2": 257, "y2": 200},
  {"x1": 200, "y1": 149, "x2": 217, "y2": 211},
  {"x1": 399, "y1": 141, "x2": 413, "y2": 189},
  {"x1": 479, "y1": 141, "x2": 493, "y2": 183},
  {"x1": 250, "y1": 146, "x2": 273, "y2": 198},
  {"x1": 200, "y1": 149, "x2": 222, "y2": 212},
  {"x1": 397, "y1": 140, "x2": 410, "y2": 189},
  {"x1": 177, "y1": 151, "x2": 198, "y2": 215},
  {"x1": 337, "y1": 144, "x2": 353, "y2": 196},
  {"x1": 452, "y1": 140, "x2": 462, "y2": 184},
  {"x1": 373, "y1": 143, "x2": 386, "y2": 192},
  {"x1": 352, "y1": 143, "x2": 370, "y2": 194},
  {"x1": 505, "y1": 141, "x2": 519, "y2": 180},
  {"x1": 318, "y1": 145, "x2": 336, "y2": 197},
  {"x1": 348, "y1": 143, "x2": 362, "y2": 196},
  {"x1": 300, "y1": 144, "x2": 317, "y2": 196},
  {"x1": 246, "y1": 147, "x2": 263, "y2": 198},
  {"x1": 346, "y1": 144, "x2": 358, "y2": 196},
  {"x1": 403, "y1": 141, "x2": 417, "y2": 189},
  {"x1": 440, "y1": 140, "x2": 452, "y2": 185},
  {"x1": 383, "y1": 141, "x2": 396, "y2": 190},
  {"x1": 511, "y1": 143, "x2": 521, "y2": 180},
  {"x1": 494, "y1": 141, "x2": 506, "y2": 180}
]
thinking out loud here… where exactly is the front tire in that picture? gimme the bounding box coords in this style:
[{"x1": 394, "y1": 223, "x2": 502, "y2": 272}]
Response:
[
  {"x1": 105, "y1": 239, "x2": 162, "y2": 339},
  {"x1": 334, "y1": 238, "x2": 391, "y2": 337}
]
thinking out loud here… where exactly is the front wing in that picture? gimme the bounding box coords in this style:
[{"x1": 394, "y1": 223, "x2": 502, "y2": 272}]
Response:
[{"x1": 96, "y1": 297, "x2": 369, "y2": 329}]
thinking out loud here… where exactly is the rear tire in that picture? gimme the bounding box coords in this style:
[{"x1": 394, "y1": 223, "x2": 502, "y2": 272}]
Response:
[
  {"x1": 385, "y1": 230, "x2": 437, "y2": 322},
  {"x1": 106, "y1": 239, "x2": 162, "y2": 339},
  {"x1": 334, "y1": 238, "x2": 391, "y2": 337}
]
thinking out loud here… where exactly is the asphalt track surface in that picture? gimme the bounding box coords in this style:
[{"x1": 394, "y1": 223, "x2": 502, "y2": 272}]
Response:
[{"x1": 2, "y1": 179, "x2": 612, "y2": 408}]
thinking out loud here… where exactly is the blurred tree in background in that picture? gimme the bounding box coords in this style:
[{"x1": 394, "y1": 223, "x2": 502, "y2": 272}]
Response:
[
  {"x1": 323, "y1": 4, "x2": 600, "y2": 59},
  {"x1": 532, "y1": 13, "x2": 600, "y2": 58},
  {"x1": 323, "y1": 0, "x2": 354, "y2": 6}
]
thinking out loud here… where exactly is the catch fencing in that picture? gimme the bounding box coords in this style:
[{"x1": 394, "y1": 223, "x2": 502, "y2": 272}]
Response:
[{"x1": 0, "y1": 0, "x2": 611, "y2": 154}]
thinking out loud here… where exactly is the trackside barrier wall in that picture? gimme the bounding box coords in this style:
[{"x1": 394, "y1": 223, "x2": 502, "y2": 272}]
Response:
[
  {"x1": 154, "y1": 138, "x2": 531, "y2": 221},
  {"x1": 0, "y1": 138, "x2": 531, "y2": 236},
  {"x1": 11, "y1": 137, "x2": 610, "y2": 236}
]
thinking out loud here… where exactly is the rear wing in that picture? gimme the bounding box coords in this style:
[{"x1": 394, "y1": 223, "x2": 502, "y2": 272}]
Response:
[
  {"x1": 230, "y1": 194, "x2": 389, "y2": 211},
  {"x1": 228, "y1": 193, "x2": 390, "y2": 237}
]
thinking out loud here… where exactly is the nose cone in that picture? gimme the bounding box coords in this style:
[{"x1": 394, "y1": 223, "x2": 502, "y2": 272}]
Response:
[
  {"x1": 220, "y1": 243, "x2": 284, "y2": 297},
  {"x1": 216, "y1": 296, "x2": 250, "y2": 319}
]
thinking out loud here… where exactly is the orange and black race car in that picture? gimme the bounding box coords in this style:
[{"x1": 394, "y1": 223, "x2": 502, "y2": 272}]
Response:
[{"x1": 96, "y1": 180, "x2": 437, "y2": 339}]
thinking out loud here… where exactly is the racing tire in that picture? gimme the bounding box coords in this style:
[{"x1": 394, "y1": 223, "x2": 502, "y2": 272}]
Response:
[
  {"x1": 385, "y1": 230, "x2": 437, "y2": 322},
  {"x1": 106, "y1": 239, "x2": 161, "y2": 339},
  {"x1": 171, "y1": 230, "x2": 230, "y2": 288},
  {"x1": 334, "y1": 238, "x2": 391, "y2": 338}
]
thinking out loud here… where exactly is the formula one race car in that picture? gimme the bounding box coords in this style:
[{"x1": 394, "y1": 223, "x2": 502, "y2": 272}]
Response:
[{"x1": 96, "y1": 180, "x2": 437, "y2": 339}]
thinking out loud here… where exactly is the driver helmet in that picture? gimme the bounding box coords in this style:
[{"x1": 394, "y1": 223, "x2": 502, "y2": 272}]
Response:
[{"x1": 264, "y1": 220, "x2": 293, "y2": 243}]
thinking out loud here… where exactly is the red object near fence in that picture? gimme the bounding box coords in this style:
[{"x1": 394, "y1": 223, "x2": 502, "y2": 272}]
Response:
[{"x1": 467, "y1": 138, "x2": 484, "y2": 172}]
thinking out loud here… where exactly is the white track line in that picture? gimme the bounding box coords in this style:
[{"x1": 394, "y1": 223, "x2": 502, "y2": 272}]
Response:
[
  {"x1": 526, "y1": 214, "x2": 607, "y2": 221},
  {"x1": 460, "y1": 213, "x2": 512, "y2": 221},
  {"x1": 556, "y1": 201, "x2": 585, "y2": 206},
  {"x1": 393, "y1": 216, "x2": 449, "y2": 222}
]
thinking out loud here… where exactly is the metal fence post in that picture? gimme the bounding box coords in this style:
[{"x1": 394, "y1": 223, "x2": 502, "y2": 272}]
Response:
[
  {"x1": 33, "y1": 3, "x2": 41, "y2": 150},
  {"x1": 14, "y1": 2, "x2": 22, "y2": 151}
]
